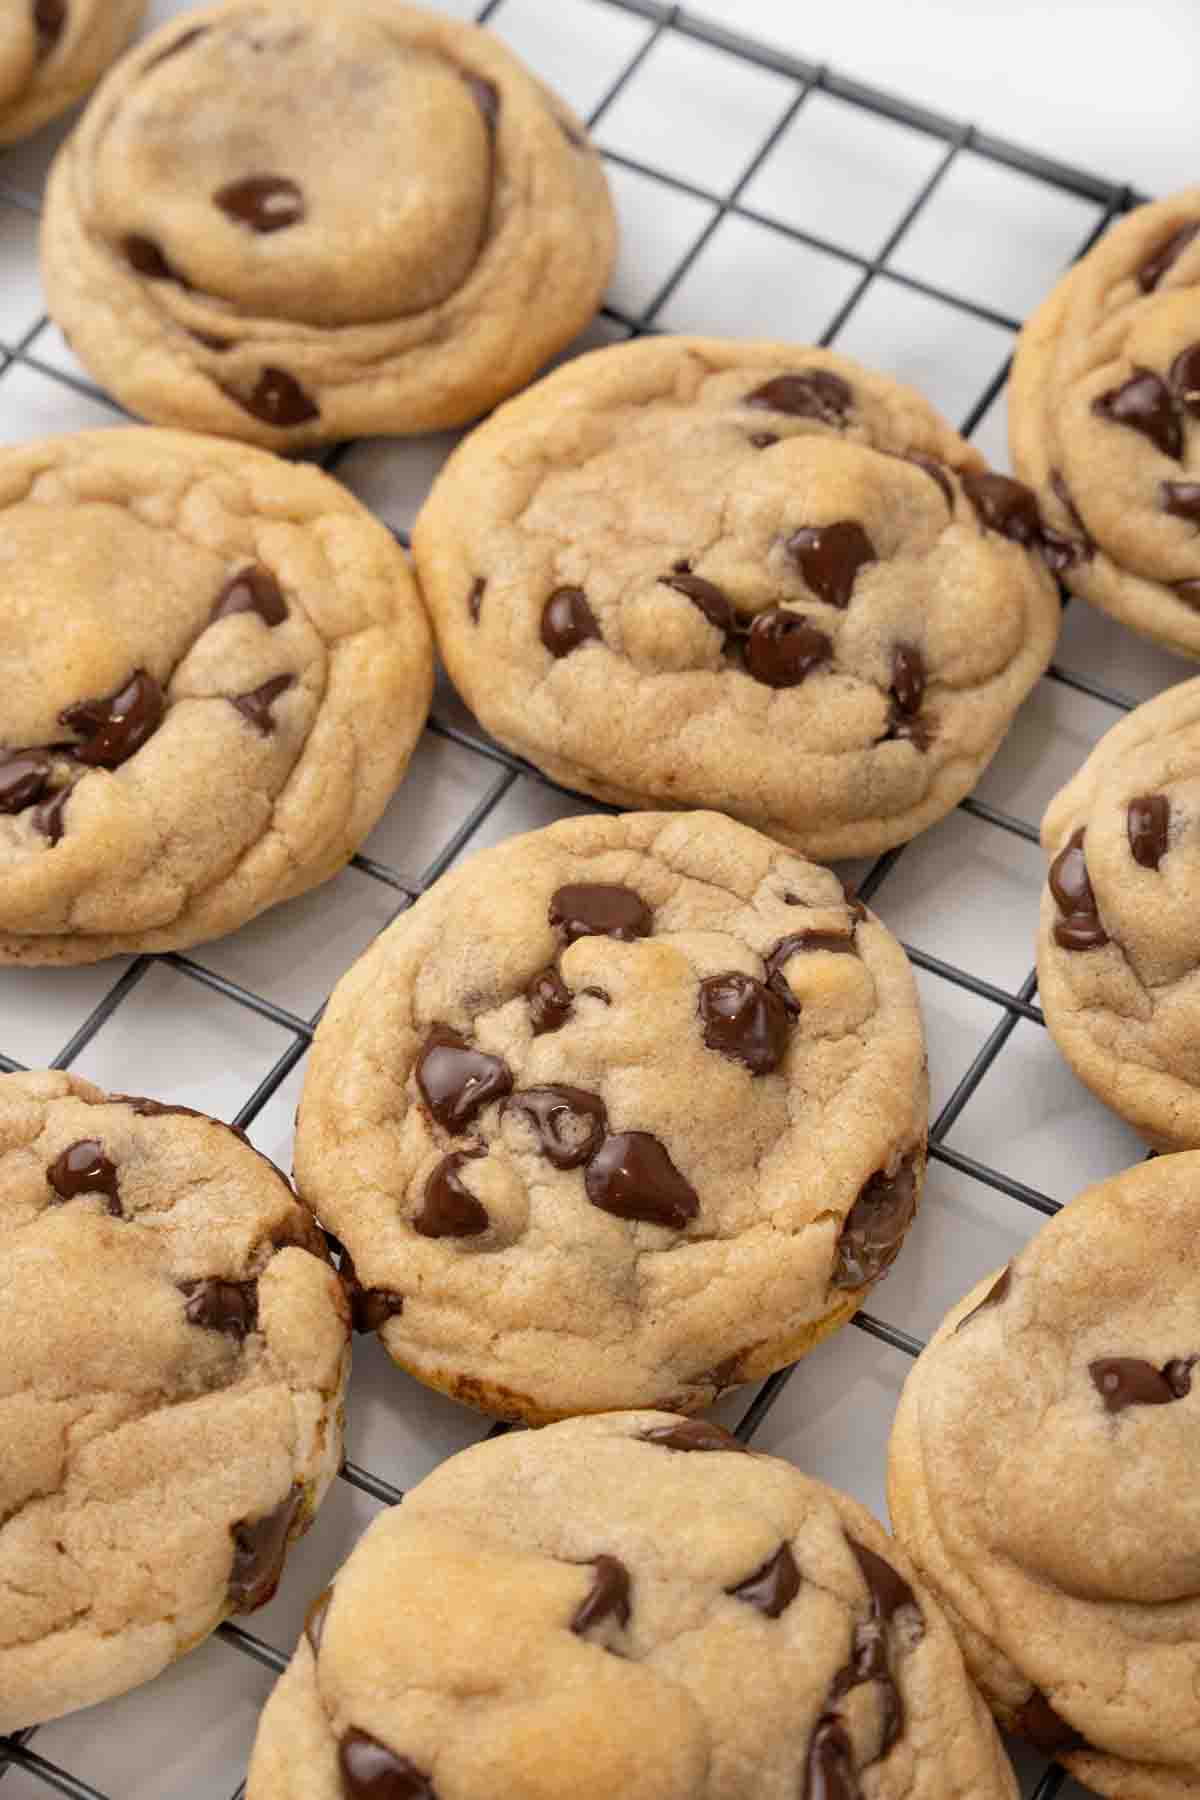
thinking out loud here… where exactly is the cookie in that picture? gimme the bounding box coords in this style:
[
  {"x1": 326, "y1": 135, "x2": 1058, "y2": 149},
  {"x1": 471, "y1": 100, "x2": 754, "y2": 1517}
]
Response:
[
  {"x1": 887, "y1": 1156, "x2": 1200, "y2": 1797},
  {"x1": 411, "y1": 335, "x2": 1060, "y2": 861},
  {"x1": 0, "y1": 1069, "x2": 350, "y2": 1732},
  {"x1": 40, "y1": 0, "x2": 616, "y2": 449},
  {"x1": 246, "y1": 1409, "x2": 1018, "y2": 1800},
  {"x1": 0, "y1": 427, "x2": 432, "y2": 963},
  {"x1": 1010, "y1": 187, "x2": 1200, "y2": 659},
  {"x1": 0, "y1": 0, "x2": 143, "y2": 147},
  {"x1": 294, "y1": 809, "x2": 928, "y2": 1424}
]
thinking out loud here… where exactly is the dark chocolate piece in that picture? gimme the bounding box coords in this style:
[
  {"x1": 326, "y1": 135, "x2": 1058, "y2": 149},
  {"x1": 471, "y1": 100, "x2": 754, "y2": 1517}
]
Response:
[
  {"x1": 698, "y1": 972, "x2": 790, "y2": 1075},
  {"x1": 33, "y1": 785, "x2": 72, "y2": 844},
  {"x1": 744, "y1": 609, "x2": 832, "y2": 688},
  {"x1": 468, "y1": 577, "x2": 485, "y2": 623},
  {"x1": 178, "y1": 1277, "x2": 258, "y2": 1339},
  {"x1": 640, "y1": 1418, "x2": 748, "y2": 1453},
  {"x1": 304, "y1": 1585, "x2": 332, "y2": 1657},
  {"x1": 764, "y1": 929, "x2": 856, "y2": 1014},
  {"x1": 232, "y1": 673, "x2": 293, "y2": 735},
  {"x1": 338, "y1": 1245, "x2": 404, "y2": 1334},
  {"x1": 804, "y1": 1716, "x2": 857, "y2": 1800},
  {"x1": 572, "y1": 1554, "x2": 631, "y2": 1635},
  {"x1": 33, "y1": 0, "x2": 66, "y2": 53},
  {"x1": 726, "y1": 1541, "x2": 800, "y2": 1617},
  {"x1": 1137, "y1": 220, "x2": 1200, "y2": 291},
  {"x1": 1013, "y1": 1690, "x2": 1087, "y2": 1755},
  {"x1": 1160, "y1": 479, "x2": 1200, "y2": 523},
  {"x1": 1169, "y1": 343, "x2": 1200, "y2": 416},
  {"x1": 232, "y1": 368, "x2": 320, "y2": 428},
  {"x1": 1093, "y1": 369, "x2": 1182, "y2": 461},
  {"x1": 541, "y1": 588, "x2": 600, "y2": 657},
  {"x1": 1090, "y1": 1354, "x2": 1195, "y2": 1413},
  {"x1": 527, "y1": 964, "x2": 573, "y2": 1035},
  {"x1": 833, "y1": 1156, "x2": 919, "y2": 1288},
  {"x1": 1048, "y1": 827, "x2": 1108, "y2": 950},
  {"x1": 549, "y1": 883, "x2": 651, "y2": 944},
  {"x1": 415, "y1": 1149, "x2": 489, "y2": 1238},
  {"x1": 215, "y1": 175, "x2": 304, "y2": 232},
  {"x1": 339, "y1": 1729, "x2": 437, "y2": 1800},
  {"x1": 504, "y1": 1086, "x2": 607, "y2": 1169},
  {"x1": 786, "y1": 522, "x2": 876, "y2": 610},
  {"x1": 585, "y1": 1132, "x2": 699, "y2": 1230},
  {"x1": 211, "y1": 566, "x2": 287, "y2": 627},
  {"x1": 415, "y1": 1026, "x2": 513, "y2": 1131},
  {"x1": 47, "y1": 1139, "x2": 121, "y2": 1215},
  {"x1": 228, "y1": 1485, "x2": 302, "y2": 1610},
  {"x1": 1127, "y1": 793, "x2": 1169, "y2": 868},
  {"x1": 961, "y1": 472, "x2": 1043, "y2": 545},
  {"x1": 745, "y1": 370, "x2": 852, "y2": 424},
  {"x1": 60, "y1": 670, "x2": 163, "y2": 768},
  {"x1": 0, "y1": 752, "x2": 51, "y2": 814},
  {"x1": 661, "y1": 571, "x2": 736, "y2": 636},
  {"x1": 123, "y1": 234, "x2": 177, "y2": 280}
]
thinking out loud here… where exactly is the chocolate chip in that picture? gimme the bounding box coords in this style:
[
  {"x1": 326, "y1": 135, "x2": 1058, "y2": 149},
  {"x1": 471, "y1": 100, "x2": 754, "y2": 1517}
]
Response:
[
  {"x1": 541, "y1": 587, "x2": 600, "y2": 657},
  {"x1": 1128, "y1": 793, "x2": 1169, "y2": 869},
  {"x1": 0, "y1": 752, "x2": 51, "y2": 813},
  {"x1": 1169, "y1": 343, "x2": 1200, "y2": 416},
  {"x1": 744, "y1": 609, "x2": 832, "y2": 688},
  {"x1": 661, "y1": 572, "x2": 736, "y2": 635},
  {"x1": 232, "y1": 673, "x2": 293, "y2": 735},
  {"x1": 1048, "y1": 827, "x2": 1108, "y2": 950},
  {"x1": 211, "y1": 566, "x2": 287, "y2": 627},
  {"x1": 462, "y1": 72, "x2": 499, "y2": 130},
  {"x1": 585, "y1": 1132, "x2": 699, "y2": 1230},
  {"x1": 33, "y1": 786, "x2": 71, "y2": 844},
  {"x1": 572, "y1": 1554, "x2": 631, "y2": 1635},
  {"x1": 726, "y1": 1542, "x2": 800, "y2": 1617},
  {"x1": 190, "y1": 329, "x2": 233, "y2": 352},
  {"x1": 1177, "y1": 579, "x2": 1200, "y2": 607},
  {"x1": 764, "y1": 930, "x2": 856, "y2": 1014},
  {"x1": 1089, "y1": 1354, "x2": 1195, "y2": 1412},
  {"x1": 304, "y1": 1585, "x2": 332, "y2": 1657},
  {"x1": 1093, "y1": 369, "x2": 1182, "y2": 461},
  {"x1": 1138, "y1": 220, "x2": 1200, "y2": 291},
  {"x1": 698, "y1": 972, "x2": 790, "y2": 1075},
  {"x1": 468, "y1": 577, "x2": 485, "y2": 623},
  {"x1": 786, "y1": 522, "x2": 876, "y2": 610},
  {"x1": 961, "y1": 471, "x2": 1043, "y2": 544},
  {"x1": 527, "y1": 964, "x2": 573, "y2": 1034},
  {"x1": 178, "y1": 1277, "x2": 258, "y2": 1339},
  {"x1": 340, "y1": 1730, "x2": 437, "y2": 1799},
  {"x1": 1013, "y1": 1690, "x2": 1087, "y2": 1755},
  {"x1": 890, "y1": 644, "x2": 925, "y2": 717},
  {"x1": 748, "y1": 431, "x2": 778, "y2": 449},
  {"x1": 955, "y1": 1263, "x2": 1012, "y2": 1332},
  {"x1": 33, "y1": 0, "x2": 66, "y2": 53},
  {"x1": 228, "y1": 1485, "x2": 302, "y2": 1610},
  {"x1": 122, "y1": 234, "x2": 177, "y2": 281},
  {"x1": 847, "y1": 1536, "x2": 918, "y2": 1631},
  {"x1": 835, "y1": 1536, "x2": 922, "y2": 1757},
  {"x1": 804, "y1": 1716, "x2": 857, "y2": 1800},
  {"x1": 549, "y1": 883, "x2": 652, "y2": 944},
  {"x1": 47, "y1": 1139, "x2": 121, "y2": 1215},
  {"x1": 416, "y1": 1026, "x2": 513, "y2": 1130},
  {"x1": 504, "y1": 1086, "x2": 607, "y2": 1169},
  {"x1": 745, "y1": 370, "x2": 852, "y2": 425},
  {"x1": 232, "y1": 368, "x2": 320, "y2": 428},
  {"x1": 415, "y1": 1149, "x2": 489, "y2": 1238},
  {"x1": 61, "y1": 670, "x2": 163, "y2": 768},
  {"x1": 1160, "y1": 480, "x2": 1200, "y2": 522},
  {"x1": 337, "y1": 1245, "x2": 404, "y2": 1334},
  {"x1": 640, "y1": 1418, "x2": 748, "y2": 1453},
  {"x1": 214, "y1": 175, "x2": 305, "y2": 233},
  {"x1": 1042, "y1": 470, "x2": 1093, "y2": 572},
  {"x1": 903, "y1": 452, "x2": 954, "y2": 508},
  {"x1": 833, "y1": 1155, "x2": 918, "y2": 1289}
]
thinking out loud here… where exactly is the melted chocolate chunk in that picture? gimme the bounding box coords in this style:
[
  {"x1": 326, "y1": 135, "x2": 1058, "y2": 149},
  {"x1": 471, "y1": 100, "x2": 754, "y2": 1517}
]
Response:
[
  {"x1": 228, "y1": 1485, "x2": 302, "y2": 1610},
  {"x1": 764, "y1": 929, "x2": 856, "y2": 1014},
  {"x1": 745, "y1": 370, "x2": 852, "y2": 425},
  {"x1": 786, "y1": 522, "x2": 876, "y2": 610},
  {"x1": 462, "y1": 72, "x2": 499, "y2": 130},
  {"x1": 33, "y1": 0, "x2": 66, "y2": 53},
  {"x1": 1048, "y1": 827, "x2": 1108, "y2": 950},
  {"x1": 572, "y1": 1554, "x2": 631, "y2": 1635},
  {"x1": 748, "y1": 431, "x2": 778, "y2": 449},
  {"x1": 190, "y1": 328, "x2": 233, "y2": 352},
  {"x1": 1089, "y1": 1354, "x2": 1195, "y2": 1412},
  {"x1": 1128, "y1": 793, "x2": 1169, "y2": 868},
  {"x1": 744, "y1": 609, "x2": 832, "y2": 688},
  {"x1": 661, "y1": 571, "x2": 736, "y2": 635},
  {"x1": 416, "y1": 1026, "x2": 513, "y2": 1130},
  {"x1": 1160, "y1": 479, "x2": 1200, "y2": 522},
  {"x1": 1042, "y1": 470, "x2": 1093, "y2": 571},
  {"x1": 640, "y1": 1418, "x2": 748, "y2": 1453},
  {"x1": 698, "y1": 972, "x2": 790, "y2": 1075},
  {"x1": 540, "y1": 587, "x2": 600, "y2": 657},
  {"x1": 831, "y1": 1537, "x2": 922, "y2": 1759},
  {"x1": 415, "y1": 1150, "x2": 489, "y2": 1238},
  {"x1": 47, "y1": 1139, "x2": 121, "y2": 1214},
  {"x1": 1138, "y1": 220, "x2": 1200, "y2": 291},
  {"x1": 339, "y1": 1729, "x2": 437, "y2": 1800},
  {"x1": 1177, "y1": 578, "x2": 1200, "y2": 607},
  {"x1": 833, "y1": 1156, "x2": 918, "y2": 1289},
  {"x1": 233, "y1": 367, "x2": 320, "y2": 428},
  {"x1": 61, "y1": 670, "x2": 163, "y2": 768},
  {"x1": 1169, "y1": 343, "x2": 1200, "y2": 416},
  {"x1": 527, "y1": 964, "x2": 573, "y2": 1034},
  {"x1": 504, "y1": 1086, "x2": 607, "y2": 1169},
  {"x1": 123, "y1": 234, "x2": 177, "y2": 281},
  {"x1": 955, "y1": 1263, "x2": 1012, "y2": 1332},
  {"x1": 726, "y1": 1541, "x2": 800, "y2": 1617},
  {"x1": 178, "y1": 1277, "x2": 258, "y2": 1339},
  {"x1": 33, "y1": 785, "x2": 71, "y2": 844},
  {"x1": 903, "y1": 452, "x2": 954, "y2": 508},
  {"x1": 549, "y1": 883, "x2": 651, "y2": 944},
  {"x1": 0, "y1": 752, "x2": 51, "y2": 813},
  {"x1": 890, "y1": 644, "x2": 925, "y2": 718},
  {"x1": 1013, "y1": 1690, "x2": 1087, "y2": 1755},
  {"x1": 805, "y1": 1716, "x2": 857, "y2": 1800},
  {"x1": 1093, "y1": 369, "x2": 1182, "y2": 461},
  {"x1": 215, "y1": 175, "x2": 305, "y2": 233},
  {"x1": 232, "y1": 673, "x2": 293, "y2": 735},
  {"x1": 211, "y1": 566, "x2": 287, "y2": 627},
  {"x1": 338, "y1": 1245, "x2": 404, "y2": 1334},
  {"x1": 585, "y1": 1132, "x2": 699, "y2": 1230},
  {"x1": 304, "y1": 1585, "x2": 332, "y2": 1657},
  {"x1": 467, "y1": 577, "x2": 485, "y2": 623},
  {"x1": 961, "y1": 472, "x2": 1043, "y2": 545}
]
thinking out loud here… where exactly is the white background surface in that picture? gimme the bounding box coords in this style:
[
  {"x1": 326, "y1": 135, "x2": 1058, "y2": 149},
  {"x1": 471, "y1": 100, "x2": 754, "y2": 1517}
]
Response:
[{"x1": 1, "y1": 3, "x2": 1194, "y2": 1798}]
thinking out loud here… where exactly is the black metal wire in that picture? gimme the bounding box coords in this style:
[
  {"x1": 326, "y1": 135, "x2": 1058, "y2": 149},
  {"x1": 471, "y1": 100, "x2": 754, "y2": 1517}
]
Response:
[{"x1": 0, "y1": 1, "x2": 1146, "y2": 1794}]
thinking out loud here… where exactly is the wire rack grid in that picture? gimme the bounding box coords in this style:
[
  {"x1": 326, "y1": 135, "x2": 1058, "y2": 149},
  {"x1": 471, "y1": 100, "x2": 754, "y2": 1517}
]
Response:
[{"x1": 0, "y1": 2, "x2": 1186, "y2": 1796}]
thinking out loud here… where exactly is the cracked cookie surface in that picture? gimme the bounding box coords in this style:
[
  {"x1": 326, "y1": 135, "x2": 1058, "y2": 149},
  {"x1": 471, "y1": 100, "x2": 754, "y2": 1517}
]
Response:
[
  {"x1": 888, "y1": 1157, "x2": 1200, "y2": 1797},
  {"x1": 294, "y1": 810, "x2": 928, "y2": 1423},
  {"x1": 1037, "y1": 676, "x2": 1200, "y2": 1148},
  {"x1": 412, "y1": 336, "x2": 1060, "y2": 861},
  {"x1": 40, "y1": 0, "x2": 616, "y2": 447},
  {"x1": 0, "y1": 0, "x2": 143, "y2": 146},
  {"x1": 246, "y1": 1410, "x2": 1018, "y2": 1800},
  {"x1": 1010, "y1": 187, "x2": 1200, "y2": 658},
  {"x1": 0, "y1": 427, "x2": 432, "y2": 963},
  {"x1": 0, "y1": 1069, "x2": 350, "y2": 1732}
]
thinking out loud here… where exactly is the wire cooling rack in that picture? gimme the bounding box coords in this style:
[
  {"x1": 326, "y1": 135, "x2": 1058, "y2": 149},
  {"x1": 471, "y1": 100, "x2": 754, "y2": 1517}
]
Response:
[{"x1": 0, "y1": 3, "x2": 1188, "y2": 1796}]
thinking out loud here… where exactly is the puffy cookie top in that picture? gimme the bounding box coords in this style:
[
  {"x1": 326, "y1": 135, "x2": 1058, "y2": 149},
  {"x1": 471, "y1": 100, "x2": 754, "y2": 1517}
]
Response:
[
  {"x1": 0, "y1": 1069, "x2": 349, "y2": 1731},
  {"x1": 0, "y1": 428, "x2": 431, "y2": 961},
  {"x1": 247, "y1": 1411, "x2": 1017, "y2": 1800},
  {"x1": 296, "y1": 810, "x2": 927, "y2": 1420}
]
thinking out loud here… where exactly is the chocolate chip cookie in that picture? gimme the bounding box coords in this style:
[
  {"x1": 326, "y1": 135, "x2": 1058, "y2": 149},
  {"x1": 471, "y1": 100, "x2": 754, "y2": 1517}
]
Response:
[
  {"x1": 0, "y1": 1069, "x2": 350, "y2": 1731},
  {"x1": 0, "y1": 0, "x2": 143, "y2": 147},
  {"x1": 1036, "y1": 675, "x2": 1200, "y2": 1149},
  {"x1": 412, "y1": 336, "x2": 1060, "y2": 861},
  {"x1": 1010, "y1": 187, "x2": 1200, "y2": 658},
  {"x1": 888, "y1": 1156, "x2": 1200, "y2": 1796},
  {"x1": 294, "y1": 809, "x2": 928, "y2": 1424},
  {"x1": 0, "y1": 427, "x2": 432, "y2": 963},
  {"x1": 40, "y1": 0, "x2": 616, "y2": 448},
  {"x1": 246, "y1": 1409, "x2": 1018, "y2": 1800}
]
